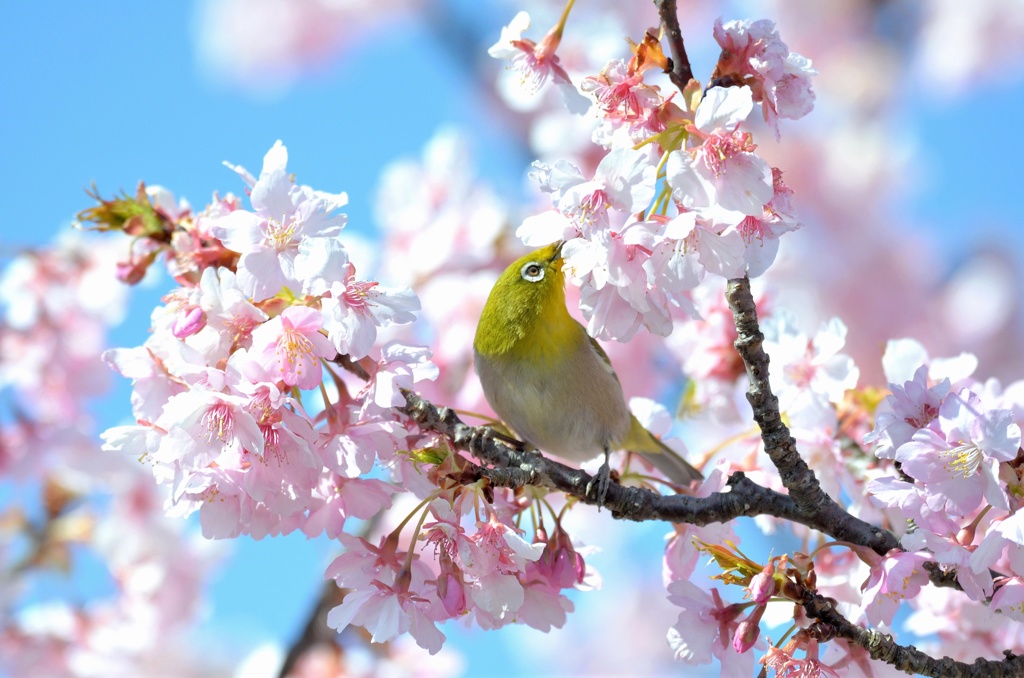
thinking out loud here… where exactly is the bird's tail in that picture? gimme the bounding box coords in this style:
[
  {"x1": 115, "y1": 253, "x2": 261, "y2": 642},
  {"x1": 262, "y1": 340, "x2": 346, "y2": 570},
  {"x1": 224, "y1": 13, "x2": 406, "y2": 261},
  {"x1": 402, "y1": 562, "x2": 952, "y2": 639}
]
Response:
[{"x1": 624, "y1": 415, "x2": 704, "y2": 486}]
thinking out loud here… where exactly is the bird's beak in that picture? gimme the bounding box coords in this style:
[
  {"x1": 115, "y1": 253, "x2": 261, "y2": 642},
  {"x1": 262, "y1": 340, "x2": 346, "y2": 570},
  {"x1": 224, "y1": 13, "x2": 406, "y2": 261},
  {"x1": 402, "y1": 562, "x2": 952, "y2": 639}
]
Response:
[{"x1": 550, "y1": 240, "x2": 565, "y2": 262}]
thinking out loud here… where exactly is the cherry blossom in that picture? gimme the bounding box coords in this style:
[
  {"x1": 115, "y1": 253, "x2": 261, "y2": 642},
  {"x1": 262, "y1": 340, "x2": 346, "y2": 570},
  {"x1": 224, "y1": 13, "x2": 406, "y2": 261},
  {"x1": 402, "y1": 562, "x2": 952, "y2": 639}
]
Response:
[
  {"x1": 488, "y1": 9, "x2": 588, "y2": 113},
  {"x1": 860, "y1": 550, "x2": 930, "y2": 626},
  {"x1": 319, "y1": 259, "x2": 420, "y2": 360},
  {"x1": 581, "y1": 56, "x2": 681, "y2": 147},
  {"x1": 361, "y1": 342, "x2": 439, "y2": 413},
  {"x1": 894, "y1": 389, "x2": 1020, "y2": 516},
  {"x1": 865, "y1": 365, "x2": 950, "y2": 460},
  {"x1": 326, "y1": 560, "x2": 445, "y2": 654},
  {"x1": 248, "y1": 306, "x2": 335, "y2": 390},
  {"x1": 712, "y1": 18, "x2": 817, "y2": 138},
  {"x1": 992, "y1": 581, "x2": 1024, "y2": 622},
  {"x1": 666, "y1": 580, "x2": 753, "y2": 674},
  {"x1": 667, "y1": 86, "x2": 774, "y2": 220},
  {"x1": 524, "y1": 147, "x2": 657, "y2": 239},
  {"x1": 209, "y1": 141, "x2": 348, "y2": 301},
  {"x1": 762, "y1": 312, "x2": 860, "y2": 410},
  {"x1": 760, "y1": 639, "x2": 840, "y2": 678},
  {"x1": 970, "y1": 509, "x2": 1024, "y2": 578}
]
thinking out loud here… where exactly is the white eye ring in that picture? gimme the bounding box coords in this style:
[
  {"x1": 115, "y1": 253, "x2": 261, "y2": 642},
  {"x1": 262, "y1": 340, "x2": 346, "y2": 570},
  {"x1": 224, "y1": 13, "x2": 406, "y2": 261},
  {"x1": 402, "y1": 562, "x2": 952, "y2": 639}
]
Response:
[{"x1": 520, "y1": 262, "x2": 545, "y2": 282}]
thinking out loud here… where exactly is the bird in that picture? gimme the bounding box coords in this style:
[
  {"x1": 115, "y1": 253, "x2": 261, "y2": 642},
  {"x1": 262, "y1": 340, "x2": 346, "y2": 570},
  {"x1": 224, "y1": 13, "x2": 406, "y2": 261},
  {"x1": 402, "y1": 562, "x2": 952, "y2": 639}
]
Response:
[{"x1": 473, "y1": 241, "x2": 702, "y2": 500}]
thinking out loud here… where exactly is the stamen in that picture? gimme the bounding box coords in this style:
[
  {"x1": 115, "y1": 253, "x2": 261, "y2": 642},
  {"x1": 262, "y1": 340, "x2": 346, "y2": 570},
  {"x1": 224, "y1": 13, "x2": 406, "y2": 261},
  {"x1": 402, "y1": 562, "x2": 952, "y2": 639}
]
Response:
[
  {"x1": 942, "y1": 442, "x2": 981, "y2": 478},
  {"x1": 202, "y1": 402, "x2": 234, "y2": 443}
]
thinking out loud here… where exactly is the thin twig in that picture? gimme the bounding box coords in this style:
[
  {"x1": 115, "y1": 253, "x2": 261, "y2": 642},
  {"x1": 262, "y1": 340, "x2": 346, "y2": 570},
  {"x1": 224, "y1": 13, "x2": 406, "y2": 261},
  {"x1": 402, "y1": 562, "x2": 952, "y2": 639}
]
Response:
[{"x1": 656, "y1": 0, "x2": 695, "y2": 94}]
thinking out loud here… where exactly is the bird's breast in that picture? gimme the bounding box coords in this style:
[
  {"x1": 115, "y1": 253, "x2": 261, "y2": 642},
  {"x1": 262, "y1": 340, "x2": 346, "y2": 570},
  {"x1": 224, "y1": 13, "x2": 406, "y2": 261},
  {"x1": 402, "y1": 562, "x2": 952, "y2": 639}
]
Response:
[{"x1": 474, "y1": 334, "x2": 631, "y2": 463}]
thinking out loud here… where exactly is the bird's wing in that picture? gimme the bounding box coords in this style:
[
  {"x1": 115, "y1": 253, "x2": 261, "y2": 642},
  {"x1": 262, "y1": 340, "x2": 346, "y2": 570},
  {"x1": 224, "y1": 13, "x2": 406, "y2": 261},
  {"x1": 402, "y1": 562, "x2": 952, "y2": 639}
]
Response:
[{"x1": 587, "y1": 335, "x2": 620, "y2": 382}]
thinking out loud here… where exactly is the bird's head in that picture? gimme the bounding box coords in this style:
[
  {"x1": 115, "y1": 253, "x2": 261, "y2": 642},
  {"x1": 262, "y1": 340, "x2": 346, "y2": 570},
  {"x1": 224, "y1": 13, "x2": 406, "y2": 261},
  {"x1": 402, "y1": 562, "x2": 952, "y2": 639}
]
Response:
[{"x1": 474, "y1": 241, "x2": 570, "y2": 357}]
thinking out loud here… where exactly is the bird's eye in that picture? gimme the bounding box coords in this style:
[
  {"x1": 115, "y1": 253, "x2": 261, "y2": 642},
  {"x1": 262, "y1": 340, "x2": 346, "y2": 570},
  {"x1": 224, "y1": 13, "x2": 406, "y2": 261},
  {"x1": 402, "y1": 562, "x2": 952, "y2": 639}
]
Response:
[{"x1": 520, "y1": 262, "x2": 545, "y2": 282}]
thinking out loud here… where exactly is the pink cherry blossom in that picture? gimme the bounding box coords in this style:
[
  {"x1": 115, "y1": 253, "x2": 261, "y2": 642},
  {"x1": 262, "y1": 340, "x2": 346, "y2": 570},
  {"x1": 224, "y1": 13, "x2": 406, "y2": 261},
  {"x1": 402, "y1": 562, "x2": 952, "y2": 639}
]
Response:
[
  {"x1": 421, "y1": 501, "x2": 474, "y2": 616},
  {"x1": 526, "y1": 148, "x2": 657, "y2": 240},
  {"x1": 303, "y1": 475, "x2": 395, "y2": 539},
  {"x1": 153, "y1": 387, "x2": 264, "y2": 472},
  {"x1": 581, "y1": 58, "x2": 671, "y2": 147},
  {"x1": 209, "y1": 141, "x2": 348, "y2": 301},
  {"x1": 514, "y1": 578, "x2": 575, "y2": 632},
  {"x1": 529, "y1": 525, "x2": 586, "y2": 591},
  {"x1": 190, "y1": 266, "x2": 268, "y2": 362},
  {"x1": 723, "y1": 167, "x2": 801, "y2": 277},
  {"x1": 865, "y1": 365, "x2": 951, "y2": 460},
  {"x1": 324, "y1": 533, "x2": 445, "y2": 653},
  {"x1": 865, "y1": 476, "x2": 959, "y2": 536},
  {"x1": 666, "y1": 580, "x2": 752, "y2": 674},
  {"x1": 903, "y1": 529, "x2": 995, "y2": 601},
  {"x1": 248, "y1": 305, "x2": 335, "y2": 390},
  {"x1": 763, "y1": 311, "x2": 860, "y2": 409},
  {"x1": 894, "y1": 389, "x2": 1020, "y2": 516},
  {"x1": 242, "y1": 407, "x2": 320, "y2": 514},
  {"x1": 713, "y1": 18, "x2": 816, "y2": 139},
  {"x1": 488, "y1": 11, "x2": 587, "y2": 113},
  {"x1": 664, "y1": 469, "x2": 738, "y2": 583},
  {"x1": 861, "y1": 550, "x2": 930, "y2": 626},
  {"x1": 325, "y1": 534, "x2": 404, "y2": 590},
  {"x1": 970, "y1": 509, "x2": 1024, "y2": 578},
  {"x1": 326, "y1": 567, "x2": 445, "y2": 654},
  {"x1": 562, "y1": 224, "x2": 674, "y2": 341},
  {"x1": 647, "y1": 211, "x2": 748, "y2": 291},
  {"x1": 103, "y1": 346, "x2": 187, "y2": 423},
  {"x1": 881, "y1": 337, "x2": 978, "y2": 387},
  {"x1": 992, "y1": 580, "x2": 1024, "y2": 622},
  {"x1": 489, "y1": 12, "x2": 569, "y2": 92},
  {"x1": 320, "y1": 259, "x2": 420, "y2": 360},
  {"x1": 760, "y1": 639, "x2": 839, "y2": 678},
  {"x1": 318, "y1": 411, "x2": 408, "y2": 478},
  {"x1": 667, "y1": 86, "x2": 774, "y2": 220},
  {"x1": 361, "y1": 342, "x2": 438, "y2": 413}
]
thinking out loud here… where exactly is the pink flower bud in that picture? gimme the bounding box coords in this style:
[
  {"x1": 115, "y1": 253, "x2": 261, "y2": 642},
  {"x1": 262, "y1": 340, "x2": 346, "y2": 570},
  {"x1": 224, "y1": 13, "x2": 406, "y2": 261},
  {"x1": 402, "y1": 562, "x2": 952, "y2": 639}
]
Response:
[
  {"x1": 748, "y1": 562, "x2": 777, "y2": 604},
  {"x1": 733, "y1": 603, "x2": 766, "y2": 653},
  {"x1": 437, "y1": 570, "x2": 467, "y2": 617},
  {"x1": 172, "y1": 306, "x2": 207, "y2": 339}
]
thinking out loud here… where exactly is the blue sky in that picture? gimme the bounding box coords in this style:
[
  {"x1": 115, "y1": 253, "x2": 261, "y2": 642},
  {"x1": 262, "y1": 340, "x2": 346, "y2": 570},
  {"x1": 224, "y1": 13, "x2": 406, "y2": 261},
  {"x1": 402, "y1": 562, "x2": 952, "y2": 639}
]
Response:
[{"x1": 3, "y1": 1, "x2": 1024, "y2": 675}]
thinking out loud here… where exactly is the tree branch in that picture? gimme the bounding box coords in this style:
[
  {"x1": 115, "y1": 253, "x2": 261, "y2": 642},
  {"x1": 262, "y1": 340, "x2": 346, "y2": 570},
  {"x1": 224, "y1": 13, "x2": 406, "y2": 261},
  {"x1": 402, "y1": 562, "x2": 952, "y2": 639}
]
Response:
[
  {"x1": 656, "y1": 0, "x2": 695, "y2": 94},
  {"x1": 278, "y1": 581, "x2": 347, "y2": 678},
  {"x1": 723, "y1": 277, "x2": 896, "y2": 547},
  {"x1": 802, "y1": 588, "x2": 1024, "y2": 677},
  {"x1": 401, "y1": 390, "x2": 894, "y2": 551}
]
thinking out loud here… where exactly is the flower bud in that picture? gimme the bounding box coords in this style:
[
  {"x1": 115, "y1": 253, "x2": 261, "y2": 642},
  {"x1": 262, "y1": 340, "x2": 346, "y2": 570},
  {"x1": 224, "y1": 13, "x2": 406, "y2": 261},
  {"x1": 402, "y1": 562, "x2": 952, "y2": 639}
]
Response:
[
  {"x1": 733, "y1": 603, "x2": 765, "y2": 653},
  {"x1": 172, "y1": 306, "x2": 207, "y2": 339}
]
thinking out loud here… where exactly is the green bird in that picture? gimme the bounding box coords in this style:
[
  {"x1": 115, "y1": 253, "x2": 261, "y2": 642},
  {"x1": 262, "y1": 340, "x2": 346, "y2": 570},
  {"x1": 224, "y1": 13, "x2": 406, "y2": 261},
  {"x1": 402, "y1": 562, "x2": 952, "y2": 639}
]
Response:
[{"x1": 473, "y1": 241, "x2": 703, "y2": 493}]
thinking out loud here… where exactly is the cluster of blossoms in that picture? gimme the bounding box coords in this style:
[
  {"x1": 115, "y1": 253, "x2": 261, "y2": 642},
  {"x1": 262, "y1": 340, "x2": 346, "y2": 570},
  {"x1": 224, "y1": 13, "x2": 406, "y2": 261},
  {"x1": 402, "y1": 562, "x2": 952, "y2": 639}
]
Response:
[
  {"x1": 0, "y1": 237, "x2": 216, "y2": 675},
  {"x1": 494, "y1": 14, "x2": 810, "y2": 342},
  {"x1": 662, "y1": 303, "x2": 871, "y2": 673},
  {"x1": 865, "y1": 339, "x2": 1024, "y2": 616},
  {"x1": 668, "y1": 290, "x2": 1024, "y2": 670},
  {"x1": 0, "y1": 234, "x2": 126, "y2": 431},
  {"x1": 84, "y1": 141, "x2": 600, "y2": 655}
]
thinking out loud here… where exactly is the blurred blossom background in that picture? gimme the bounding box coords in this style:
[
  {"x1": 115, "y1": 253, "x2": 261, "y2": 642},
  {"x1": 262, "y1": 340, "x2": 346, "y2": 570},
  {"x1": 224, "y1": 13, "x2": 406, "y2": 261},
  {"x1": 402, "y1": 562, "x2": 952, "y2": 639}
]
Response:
[{"x1": 2, "y1": 0, "x2": 1024, "y2": 675}]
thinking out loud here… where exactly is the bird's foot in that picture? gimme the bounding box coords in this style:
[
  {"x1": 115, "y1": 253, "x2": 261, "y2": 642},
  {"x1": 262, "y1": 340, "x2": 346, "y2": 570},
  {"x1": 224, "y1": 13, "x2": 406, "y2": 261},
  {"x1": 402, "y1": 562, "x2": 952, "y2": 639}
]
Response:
[
  {"x1": 480, "y1": 426, "x2": 527, "y2": 452},
  {"x1": 586, "y1": 453, "x2": 614, "y2": 510},
  {"x1": 476, "y1": 426, "x2": 528, "y2": 455}
]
